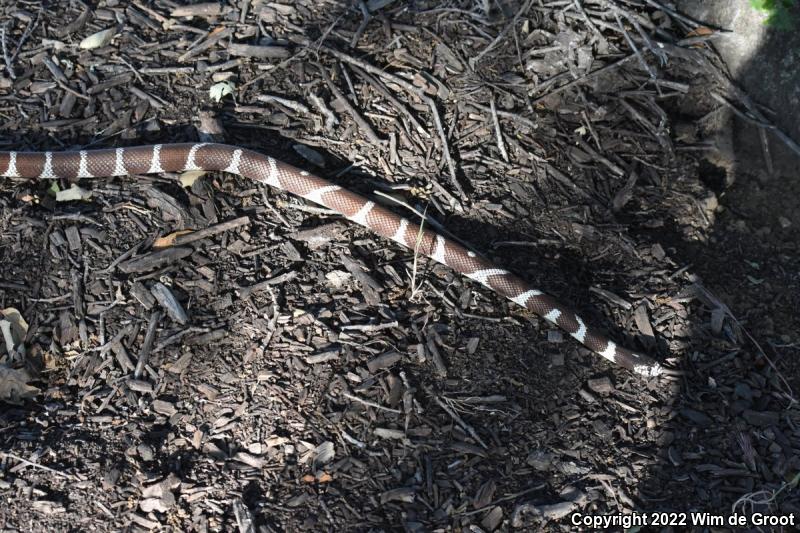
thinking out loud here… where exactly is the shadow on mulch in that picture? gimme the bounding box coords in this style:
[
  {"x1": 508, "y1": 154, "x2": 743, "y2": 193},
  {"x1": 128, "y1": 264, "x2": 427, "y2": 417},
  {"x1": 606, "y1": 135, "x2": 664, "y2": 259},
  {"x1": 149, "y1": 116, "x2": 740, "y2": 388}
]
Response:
[
  {"x1": 632, "y1": 16, "x2": 800, "y2": 519},
  {"x1": 437, "y1": 12, "x2": 800, "y2": 520}
]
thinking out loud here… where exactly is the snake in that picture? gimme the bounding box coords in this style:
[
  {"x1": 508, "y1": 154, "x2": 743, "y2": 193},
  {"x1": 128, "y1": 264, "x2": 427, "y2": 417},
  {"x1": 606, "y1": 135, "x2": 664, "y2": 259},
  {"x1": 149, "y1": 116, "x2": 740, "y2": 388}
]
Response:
[{"x1": 0, "y1": 143, "x2": 664, "y2": 377}]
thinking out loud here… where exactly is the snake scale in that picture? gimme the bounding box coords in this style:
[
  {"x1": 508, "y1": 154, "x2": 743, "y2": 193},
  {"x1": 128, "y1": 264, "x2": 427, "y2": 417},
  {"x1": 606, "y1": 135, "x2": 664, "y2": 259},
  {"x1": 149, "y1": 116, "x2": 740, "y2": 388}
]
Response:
[{"x1": 0, "y1": 143, "x2": 664, "y2": 377}]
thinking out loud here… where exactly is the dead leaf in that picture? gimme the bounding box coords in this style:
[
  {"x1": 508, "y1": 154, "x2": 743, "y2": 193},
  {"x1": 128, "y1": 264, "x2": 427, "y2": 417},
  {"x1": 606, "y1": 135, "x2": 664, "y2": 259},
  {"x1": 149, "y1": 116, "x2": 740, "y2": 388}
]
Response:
[
  {"x1": 325, "y1": 270, "x2": 351, "y2": 289},
  {"x1": 0, "y1": 321, "x2": 14, "y2": 354},
  {"x1": 302, "y1": 472, "x2": 333, "y2": 484},
  {"x1": 0, "y1": 365, "x2": 40, "y2": 403},
  {"x1": 266, "y1": 436, "x2": 288, "y2": 448},
  {"x1": 311, "y1": 441, "x2": 335, "y2": 470},
  {"x1": 180, "y1": 170, "x2": 206, "y2": 188},
  {"x1": 1, "y1": 308, "x2": 29, "y2": 353},
  {"x1": 153, "y1": 230, "x2": 194, "y2": 248},
  {"x1": 686, "y1": 26, "x2": 715, "y2": 38},
  {"x1": 79, "y1": 27, "x2": 117, "y2": 49},
  {"x1": 55, "y1": 184, "x2": 92, "y2": 202}
]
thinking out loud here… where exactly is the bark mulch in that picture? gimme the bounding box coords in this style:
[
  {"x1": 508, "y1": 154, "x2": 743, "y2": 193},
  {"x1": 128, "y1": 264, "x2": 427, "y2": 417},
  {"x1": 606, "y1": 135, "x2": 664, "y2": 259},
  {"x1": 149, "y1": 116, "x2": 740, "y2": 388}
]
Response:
[{"x1": 1, "y1": 1, "x2": 798, "y2": 531}]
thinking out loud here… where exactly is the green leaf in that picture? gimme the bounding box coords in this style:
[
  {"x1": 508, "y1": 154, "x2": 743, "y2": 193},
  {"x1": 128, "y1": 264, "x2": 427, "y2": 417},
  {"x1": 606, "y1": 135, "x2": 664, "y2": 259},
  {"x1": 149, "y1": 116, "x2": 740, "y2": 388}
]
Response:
[{"x1": 750, "y1": 0, "x2": 797, "y2": 29}]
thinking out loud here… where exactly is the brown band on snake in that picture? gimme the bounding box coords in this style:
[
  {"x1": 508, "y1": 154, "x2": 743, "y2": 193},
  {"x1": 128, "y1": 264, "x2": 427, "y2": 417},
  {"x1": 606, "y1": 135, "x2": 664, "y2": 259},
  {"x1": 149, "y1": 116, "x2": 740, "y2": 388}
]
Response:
[{"x1": 0, "y1": 143, "x2": 664, "y2": 377}]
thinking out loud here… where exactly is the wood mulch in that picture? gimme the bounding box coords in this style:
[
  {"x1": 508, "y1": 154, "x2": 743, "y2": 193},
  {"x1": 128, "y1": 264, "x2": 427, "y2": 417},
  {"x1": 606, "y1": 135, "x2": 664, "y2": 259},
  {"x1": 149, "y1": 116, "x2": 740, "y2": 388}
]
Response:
[{"x1": 1, "y1": 1, "x2": 798, "y2": 531}]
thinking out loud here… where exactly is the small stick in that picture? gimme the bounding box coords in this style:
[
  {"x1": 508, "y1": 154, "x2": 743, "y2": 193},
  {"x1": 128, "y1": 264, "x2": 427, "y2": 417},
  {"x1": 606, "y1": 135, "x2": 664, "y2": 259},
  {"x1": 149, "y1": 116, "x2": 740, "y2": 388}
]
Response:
[
  {"x1": 277, "y1": 198, "x2": 337, "y2": 216},
  {"x1": 317, "y1": 63, "x2": 383, "y2": 146},
  {"x1": 759, "y1": 127, "x2": 774, "y2": 178},
  {"x1": 625, "y1": 8, "x2": 669, "y2": 66},
  {"x1": 56, "y1": 79, "x2": 91, "y2": 101},
  {"x1": 581, "y1": 110, "x2": 602, "y2": 151},
  {"x1": 0, "y1": 281, "x2": 28, "y2": 291},
  {"x1": 238, "y1": 271, "x2": 299, "y2": 300},
  {"x1": 530, "y1": 54, "x2": 637, "y2": 105},
  {"x1": 709, "y1": 91, "x2": 800, "y2": 160},
  {"x1": 7, "y1": 11, "x2": 39, "y2": 73},
  {"x1": 116, "y1": 56, "x2": 147, "y2": 86},
  {"x1": 613, "y1": 10, "x2": 655, "y2": 79},
  {"x1": 308, "y1": 92, "x2": 338, "y2": 131},
  {"x1": 352, "y1": 65, "x2": 429, "y2": 138},
  {"x1": 372, "y1": 190, "x2": 480, "y2": 256},
  {"x1": 1, "y1": 451, "x2": 77, "y2": 480},
  {"x1": 469, "y1": 0, "x2": 533, "y2": 69},
  {"x1": 428, "y1": 390, "x2": 488, "y2": 449},
  {"x1": 341, "y1": 321, "x2": 399, "y2": 332},
  {"x1": 170, "y1": 216, "x2": 251, "y2": 246},
  {"x1": 373, "y1": 190, "x2": 444, "y2": 233},
  {"x1": 1, "y1": 23, "x2": 15, "y2": 79},
  {"x1": 97, "y1": 241, "x2": 143, "y2": 274},
  {"x1": 409, "y1": 205, "x2": 428, "y2": 300},
  {"x1": 573, "y1": 0, "x2": 606, "y2": 46},
  {"x1": 139, "y1": 66, "x2": 195, "y2": 76},
  {"x1": 350, "y1": 0, "x2": 372, "y2": 48},
  {"x1": 130, "y1": 86, "x2": 166, "y2": 108},
  {"x1": 489, "y1": 95, "x2": 509, "y2": 162},
  {"x1": 292, "y1": 37, "x2": 466, "y2": 204},
  {"x1": 468, "y1": 103, "x2": 537, "y2": 130},
  {"x1": 257, "y1": 284, "x2": 280, "y2": 349},
  {"x1": 134, "y1": 310, "x2": 161, "y2": 379},
  {"x1": 339, "y1": 63, "x2": 360, "y2": 107},
  {"x1": 256, "y1": 94, "x2": 310, "y2": 115},
  {"x1": 178, "y1": 27, "x2": 231, "y2": 62},
  {"x1": 618, "y1": 98, "x2": 673, "y2": 154},
  {"x1": 428, "y1": 103, "x2": 465, "y2": 205},
  {"x1": 341, "y1": 429, "x2": 367, "y2": 448},
  {"x1": 340, "y1": 391, "x2": 402, "y2": 414},
  {"x1": 261, "y1": 189, "x2": 292, "y2": 228},
  {"x1": 643, "y1": 0, "x2": 704, "y2": 29}
]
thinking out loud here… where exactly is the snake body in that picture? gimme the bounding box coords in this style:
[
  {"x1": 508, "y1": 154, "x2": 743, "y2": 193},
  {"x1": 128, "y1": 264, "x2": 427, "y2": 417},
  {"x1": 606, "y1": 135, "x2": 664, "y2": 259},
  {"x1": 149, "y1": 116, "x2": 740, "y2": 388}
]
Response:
[{"x1": 0, "y1": 143, "x2": 663, "y2": 377}]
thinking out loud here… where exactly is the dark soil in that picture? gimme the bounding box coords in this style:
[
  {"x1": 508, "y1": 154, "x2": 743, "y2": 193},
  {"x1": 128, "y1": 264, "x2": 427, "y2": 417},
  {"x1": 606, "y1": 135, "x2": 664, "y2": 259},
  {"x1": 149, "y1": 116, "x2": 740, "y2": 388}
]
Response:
[{"x1": 1, "y1": 1, "x2": 798, "y2": 532}]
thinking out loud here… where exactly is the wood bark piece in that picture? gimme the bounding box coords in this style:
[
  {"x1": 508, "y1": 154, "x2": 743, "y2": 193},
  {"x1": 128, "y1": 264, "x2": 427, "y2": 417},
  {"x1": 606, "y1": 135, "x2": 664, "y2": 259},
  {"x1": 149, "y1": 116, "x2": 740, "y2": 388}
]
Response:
[
  {"x1": 169, "y1": 216, "x2": 250, "y2": 247},
  {"x1": 118, "y1": 248, "x2": 193, "y2": 273},
  {"x1": 150, "y1": 282, "x2": 189, "y2": 325},
  {"x1": 228, "y1": 43, "x2": 291, "y2": 59},
  {"x1": 172, "y1": 3, "x2": 223, "y2": 18}
]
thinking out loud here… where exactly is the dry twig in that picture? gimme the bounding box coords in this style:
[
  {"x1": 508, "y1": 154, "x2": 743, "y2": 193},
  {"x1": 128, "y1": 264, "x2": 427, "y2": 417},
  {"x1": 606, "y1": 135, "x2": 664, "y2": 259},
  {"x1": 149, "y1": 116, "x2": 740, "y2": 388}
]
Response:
[{"x1": 293, "y1": 36, "x2": 466, "y2": 206}]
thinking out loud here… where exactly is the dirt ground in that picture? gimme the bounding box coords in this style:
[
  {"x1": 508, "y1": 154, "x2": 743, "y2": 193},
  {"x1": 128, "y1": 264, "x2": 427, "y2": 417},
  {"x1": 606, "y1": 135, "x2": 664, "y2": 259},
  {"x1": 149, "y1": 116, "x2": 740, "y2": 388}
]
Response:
[{"x1": 1, "y1": 1, "x2": 798, "y2": 532}]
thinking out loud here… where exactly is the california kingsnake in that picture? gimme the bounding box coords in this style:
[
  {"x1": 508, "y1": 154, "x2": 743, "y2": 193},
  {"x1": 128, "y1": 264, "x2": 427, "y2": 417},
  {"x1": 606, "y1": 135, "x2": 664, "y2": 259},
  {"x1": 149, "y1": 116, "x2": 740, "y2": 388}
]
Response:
[{"x1": 0, "y1": 143, "x2": 664, "y2": 377}]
